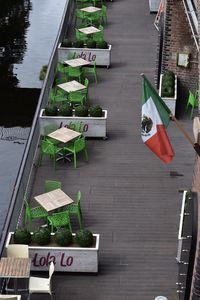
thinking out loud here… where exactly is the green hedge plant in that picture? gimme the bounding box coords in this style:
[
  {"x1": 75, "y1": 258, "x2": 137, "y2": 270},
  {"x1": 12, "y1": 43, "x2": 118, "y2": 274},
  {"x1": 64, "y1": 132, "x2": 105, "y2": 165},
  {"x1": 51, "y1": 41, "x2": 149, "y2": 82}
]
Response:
[
  {"x1": 32, "y1": 227, "x2": 51, "y2": 246},
  {"x1": 89, "y1": 105, "x2": 103, "y2": 117},
  {"x1": 96, "y1": 41, "x2": 108, "y2": 49},
  {"x1": 13, "y1": 228, "x2": 31, "y2": 245},
  {"x1": 62, "y1": 38, "x2": 72, "y2": 47},
  {"x1": 75, "y1": 229, "x2": 93, "y2": 247},
  {"x1": 75, "y1": 105, "x2": 88, "y2": 117},
  {"x1": 161, "y1": 70, "x2": 175, "y2": 98},
  {"x1": 73, "y1": 40, "x2": 84, "y2": 48},
  {"x1": 58, "y1": 103, "x2": 72, "y2": 116},
  {"x1": 44, "y1": 104, "x2": 58, "y2": 116},
  {"x1": 86, "y1": 40, "x2": 96, "y2": 49},
  {"x1": 55, "y1": 228, "x2": 72, "y2": 246}
]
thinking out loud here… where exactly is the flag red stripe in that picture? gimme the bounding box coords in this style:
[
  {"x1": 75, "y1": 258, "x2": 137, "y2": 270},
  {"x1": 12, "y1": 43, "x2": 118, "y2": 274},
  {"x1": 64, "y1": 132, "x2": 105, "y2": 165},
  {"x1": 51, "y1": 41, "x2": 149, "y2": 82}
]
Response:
[{"x1": 145, "y1": 125, "x2": 174, "y2": 163}]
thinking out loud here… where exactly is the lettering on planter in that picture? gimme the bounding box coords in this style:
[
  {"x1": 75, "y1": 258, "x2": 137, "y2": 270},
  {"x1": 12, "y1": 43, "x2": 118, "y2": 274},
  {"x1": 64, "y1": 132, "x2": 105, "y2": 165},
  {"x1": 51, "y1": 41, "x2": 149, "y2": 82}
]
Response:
[
  {"x1": 59, "y1": 122, "x2": 89, "y2": 132},
  {"x1": 73, "y1": 51, "x2": 96, "y2": 62},
  {"x1": 32, "y1": 252, "x2": 74, "y2": 268}
]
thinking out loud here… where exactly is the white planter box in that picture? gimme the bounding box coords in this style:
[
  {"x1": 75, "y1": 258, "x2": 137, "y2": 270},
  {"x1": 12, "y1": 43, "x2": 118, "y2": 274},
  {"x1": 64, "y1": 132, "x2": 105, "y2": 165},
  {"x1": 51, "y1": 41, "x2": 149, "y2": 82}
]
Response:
[
  {"x1": 6, "y1": 232, "x2": 99, "y2": 273},
  {"x1": 39, "y1": 109, "x2": 107, "y2": 138},
  {"x1": 149, "y1": 0, "x2": 160, "y2": 12},
  {"x1": 159, "y1": 74, "x2": 177, "y2": 115},
  {"x1": 58, "y1": 43, "x2": 112, "y2": 68}
]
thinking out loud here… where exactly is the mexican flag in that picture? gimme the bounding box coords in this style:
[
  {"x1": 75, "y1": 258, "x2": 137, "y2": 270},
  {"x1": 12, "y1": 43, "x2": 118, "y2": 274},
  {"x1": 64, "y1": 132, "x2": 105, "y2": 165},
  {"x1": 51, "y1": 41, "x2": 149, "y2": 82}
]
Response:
[{"x1": 141, "y1": 75, "x2": 175, "y2": 164}]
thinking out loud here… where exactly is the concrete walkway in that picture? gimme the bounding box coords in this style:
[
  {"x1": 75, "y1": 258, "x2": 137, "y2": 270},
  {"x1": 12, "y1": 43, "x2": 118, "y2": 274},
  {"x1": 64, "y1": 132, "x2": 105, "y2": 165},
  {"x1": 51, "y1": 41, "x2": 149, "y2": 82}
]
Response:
[{"x1": 31, "y1": 0, "x2": 195, "y2": 299}]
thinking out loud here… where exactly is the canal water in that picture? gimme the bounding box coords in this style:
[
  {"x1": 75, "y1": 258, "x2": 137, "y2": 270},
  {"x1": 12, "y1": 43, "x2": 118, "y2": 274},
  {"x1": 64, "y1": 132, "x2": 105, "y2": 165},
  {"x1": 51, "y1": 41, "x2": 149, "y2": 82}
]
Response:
[{"x1": 0, "y1": 0, "x2": 66, "y2": 230}]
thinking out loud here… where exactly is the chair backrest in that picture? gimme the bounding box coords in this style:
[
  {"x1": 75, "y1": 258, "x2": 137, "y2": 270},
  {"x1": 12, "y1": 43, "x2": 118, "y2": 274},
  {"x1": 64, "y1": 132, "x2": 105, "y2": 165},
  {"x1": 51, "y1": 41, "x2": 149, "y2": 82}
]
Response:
[
  {"x1": 74, "y1": 136, "x2": 86, "y2": 153},
  {"x1": 84, "y1": 78, "x2": 89, "y2": 89},
  {"x1": 24, "y1": 198, "x2": 31, "y2": 219},
  {"x1": 45, "y1": 180, "x2": 62, "y2": 193},
  {"x1": 50, "y1": 210, "x2": 71, "y2": 226},
  {"x1": 68, "y1": 121, "x2": 84, "y2": 133},
  {"x1": 41, "y1": 140, "x2": 56, "y2": 155},
  {"x1": 0, "y1": 296, "x2": 20, "y2": 300},
  {"x1": 76, "y1": 191, "x2": 81, "y2": 204},
  {"x1": 188, "y1": 91, "x2": 196, "y2": 107},
  {"x1": 102, "y1": 5, "x2": 107, "y2": 15},
  {"x1": 7, "y1": 244, "x2": 29, "y2": 258}
]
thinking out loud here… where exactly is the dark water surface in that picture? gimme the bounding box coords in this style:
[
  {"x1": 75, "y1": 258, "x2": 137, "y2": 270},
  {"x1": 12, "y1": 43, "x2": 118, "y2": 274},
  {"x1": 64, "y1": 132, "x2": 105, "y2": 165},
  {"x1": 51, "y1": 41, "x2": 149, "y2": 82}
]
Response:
[{"x1": 0, "y1": 0, "x2": 66, "y2": 229}]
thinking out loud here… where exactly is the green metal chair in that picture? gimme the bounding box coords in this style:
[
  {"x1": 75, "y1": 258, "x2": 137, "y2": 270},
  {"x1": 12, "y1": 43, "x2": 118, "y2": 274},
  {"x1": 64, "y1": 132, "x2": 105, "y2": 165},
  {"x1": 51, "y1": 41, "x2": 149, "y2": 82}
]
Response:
[
  {"x1": 65, "y1": 136, "x2": 88, "y2": 168},
  {"x1": 68, "y1": 66, "x2": 82, "y2": 82},
  {"x1": 47, "y1": 210, "x2": 72, "y2": 233},
  {"x1": 68, "y1": 91, "x2": 86, "y2": 106},
  {"x1": 186, "y1": 90, "x2": 198, "y2": 119},
  {"x1": 82, "y1": 61, "x2": 98, "y2": 83},
  {"x1": 75, "y1": 9, "x2": 87, "y2": 26},
  {"x1": 67, "y1": 191, "x2": 82, "y2": 229},
  {"x1": 87, "y1": 11, "x2": 101, "y2": 26},
  {"x1": 101, "y1": 5, "x2": 107, "y2": 24},
  {"x1": 43, "y1": 124, "x2": 59, "y2": 145},
  {"x1": 75, "y1": 28, "x2": 88, "y2": 43},
  {"x1": 24, "y1": 199, "x2": 48, "y2": 230},
  {"x1": 39, "y1": 139, "x2": 65, "y2": 169},
  {"x1": 49, "y1": 87, "x2": 67, "y2": 104},
  {"x1": 44, "y1": 180, "x2": 62, "y2": 193},
  {"x1": 92, "y1": 25, "x2": 104, "y2": 42},
  {"x1": 68, "y1": 121, "x2": 84, "y2": 133}
]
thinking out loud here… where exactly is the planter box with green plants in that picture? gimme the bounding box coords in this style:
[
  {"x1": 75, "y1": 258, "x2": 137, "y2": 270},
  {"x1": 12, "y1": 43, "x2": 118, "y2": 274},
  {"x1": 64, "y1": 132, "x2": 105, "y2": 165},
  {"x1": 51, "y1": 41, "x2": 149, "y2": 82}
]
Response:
[
  {"x1": 58, "y1": 39, "x2": 112, "y2": 68},
  {"x1": 159, "y1": 70, "x2": 177, "y2": 115},
  {"x1": 39, "y1": 104, "x2": 107, "y2": 138},
  {"x1": 6, "y1": 228, "x2": 100, "y2": 273}
]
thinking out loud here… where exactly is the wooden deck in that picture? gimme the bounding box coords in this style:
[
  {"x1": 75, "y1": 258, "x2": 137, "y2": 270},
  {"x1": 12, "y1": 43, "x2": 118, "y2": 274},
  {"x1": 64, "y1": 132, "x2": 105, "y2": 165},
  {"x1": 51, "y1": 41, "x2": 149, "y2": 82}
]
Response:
[{"x1": 30, "y1": 0, "x2": 196, "y2": 299}]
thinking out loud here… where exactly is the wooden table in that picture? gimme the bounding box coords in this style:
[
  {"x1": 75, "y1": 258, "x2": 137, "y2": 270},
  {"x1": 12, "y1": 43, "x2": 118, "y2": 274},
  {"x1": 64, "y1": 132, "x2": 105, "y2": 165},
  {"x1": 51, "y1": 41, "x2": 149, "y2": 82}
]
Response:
[
  {"x1": 0, "y1": 257, "x2": 31, "y2": 293},
  {"x1": 34, "y1": 188, "x2": 74, "y2": 212},
  {"x1": 48, "y1": 127, "x2": 81, "y2": 143},
  {"x1": 57, "y1": 80, "x2": 86, "y2": 93},
  {"x1": 64, "y1": 58, "x2": 90, "y2": 68},
  {"x1": 80, "y1": 6, "x2": 101, "y2": 13},
  {"x1": 78, "y1": 26, "x2": 101, "y2": 35}
]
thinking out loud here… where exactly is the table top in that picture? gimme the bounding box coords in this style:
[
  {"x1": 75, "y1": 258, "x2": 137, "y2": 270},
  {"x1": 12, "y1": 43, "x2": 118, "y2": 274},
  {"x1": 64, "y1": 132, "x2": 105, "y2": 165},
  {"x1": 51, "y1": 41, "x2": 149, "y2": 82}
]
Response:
[
  {"x1": 34, "y1": 188, "x2": 74, "y2": 212},
  {"x1": 57, "y1": 80, "x2": 86, "y2": 92},
  {"x1": 64, "y1": 58, "x2": 90, "y2": 68},
  {"x1": 0, "y1": 257, "x2": 30, "y2": 278},
  {"x1": 78, "y1": 26, "x2": 101, "y2": 35},
  {"x1": 48, "y1": 127, "x2": 81, "y2": 143},
  {"x1": 80, "y1": 6, "x2": 101, "y2": 13}
]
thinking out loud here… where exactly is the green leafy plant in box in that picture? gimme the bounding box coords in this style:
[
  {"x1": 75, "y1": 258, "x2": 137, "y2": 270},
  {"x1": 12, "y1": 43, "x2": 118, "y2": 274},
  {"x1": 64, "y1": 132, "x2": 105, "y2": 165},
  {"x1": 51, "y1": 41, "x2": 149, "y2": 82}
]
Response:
[
  {"x1": 96, "y1": 41, "x2": 108, "y2": 49},
  {"x1": 45, "y1": 104, "x2": 58, "y2": 116},
  {"x1": 13, "y1": 228, "x2": 31, "y2": 245},
  {"x1": 62, "y1": 38, "x2": 72, "y2": 47},
  {"x1": 75, "y1": 229, "x2": 93, "y2": 247},
  {"x1": 86, "y1": 39, "x2": 96, "y2": 49},
  {"x1": 73, "y1": 40, "x2": 84, "y2": 48},
  {"x1": 89, "y1": 105, "x2": 103, "y2": 117},
  {"x1": 55, "y1": 228, "x2": 72, "y2": 246},
  {"x1": 75, "y1": 105, "x2": 88, "y2": 117},
  {"x1": 161, "y1": 70, "x2": 175, "y2": 98},
  {"x1": 58, "y1": 103, "x2": 72, "y2": 116},
  {"x1": 33, "y1": 227, "x2": 51, "y2": 246}
]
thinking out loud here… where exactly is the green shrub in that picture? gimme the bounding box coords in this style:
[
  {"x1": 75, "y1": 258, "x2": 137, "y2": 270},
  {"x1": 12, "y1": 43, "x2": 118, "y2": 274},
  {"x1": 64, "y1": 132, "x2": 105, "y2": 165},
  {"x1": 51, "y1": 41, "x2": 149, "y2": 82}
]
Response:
[
  {"x1": 89, "y1": 105, "x2": 103, "y2": 117},
  {"x1": 75, "y1": 229, "x2": 93, "y2": 247},
  {"x1": 62, "y1": 38, "x2": 72, "y2": 47},
  {"x1": 45, "y1": 104, "x2": 58, "y2": 116},
  {"x1": 75, "y1": 105, "x2": 88, "y2": 117},
  {"x1": 86, "y1": 40, "x2": 96, "y2": 49},
  {"x1": 58, "y1": 103, "x2": 72, "y2": 116},
  {"x1": 13, "y1": 228, "x2": 31, "y2": 245},
  {"x1": 33, "y1": 227, "x2": 51, "y2": 246},
  {"x1": 161, "y1": 86, "x2": 174, "y2": 98},
  {"x1": 73, "y1": 40, "x2": 84, "y2": 48},
  {"x1": 39, "y1": 64, "x2": 48, "y2": 81},
  {"x1": 161, "y1": 70, "x2": 175, "y2": 97},
  {"x1": 96, "y1": 41, "x2": 108, "y2": 49},
  {"x1": 55, "y1": 228, "x2": 72, "y2": 246}
]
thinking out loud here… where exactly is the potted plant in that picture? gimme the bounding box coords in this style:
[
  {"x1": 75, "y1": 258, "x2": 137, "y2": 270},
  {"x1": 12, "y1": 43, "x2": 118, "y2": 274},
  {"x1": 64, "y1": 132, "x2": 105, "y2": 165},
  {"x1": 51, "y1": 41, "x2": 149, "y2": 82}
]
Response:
[
  {"x1": 58, "y1": 38, "x2": 112, "y2": 68},
  {"x1": 159, "y1": 70, "x2": 177, "y2": 115},
  {"x1": 6, "y1": 227, "x2": 100, "y2": 273},
  {"x1": 39, "y1": 104, "x2": 108, "y2": 138}
]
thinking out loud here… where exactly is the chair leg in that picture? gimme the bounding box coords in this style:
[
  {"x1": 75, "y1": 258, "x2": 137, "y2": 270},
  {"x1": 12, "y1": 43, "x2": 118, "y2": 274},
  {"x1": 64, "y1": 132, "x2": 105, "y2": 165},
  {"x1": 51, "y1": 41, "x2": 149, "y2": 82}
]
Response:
[
  {"x1": 74, "y1": 152, "x2": 77, "y2": 168},
  {"x1": 94, "y1": 73, "x2": 98, "y2": 84},
  {"x1": 77, "y1": 211, "x2": 82, "y2": 229},
  {"x1": 190, "y1": 107, "x2": 194, "y2": 119},
  {"x1": 84, "y1": 148, "x2": 89, "y2": 161}
]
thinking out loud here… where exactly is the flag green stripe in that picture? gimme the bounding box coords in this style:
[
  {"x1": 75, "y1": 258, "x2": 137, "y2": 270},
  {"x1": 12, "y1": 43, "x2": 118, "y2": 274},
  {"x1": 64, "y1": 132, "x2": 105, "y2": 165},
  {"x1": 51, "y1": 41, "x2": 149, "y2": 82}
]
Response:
[{"x1": 142, "y1": 75, "x2": 171, "y2": 128}]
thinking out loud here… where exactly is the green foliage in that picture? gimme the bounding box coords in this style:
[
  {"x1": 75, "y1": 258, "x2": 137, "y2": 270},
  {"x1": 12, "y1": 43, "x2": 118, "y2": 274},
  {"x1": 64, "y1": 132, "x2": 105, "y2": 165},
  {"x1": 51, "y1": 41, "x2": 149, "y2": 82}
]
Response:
[
  {"x1": 75, "y1": 229, "x2": 93, "y2": 247},
  {"x1": 58, "y1": 103, "x2": 72, "y2": 116},
  {"x1": 86, "y1": 39, "x2": 96, "y2": 49},
  {"x1": 55, "y1": 228, "x2": 72, "y2": 246},
  {"x1": 89, "y1": 105, "x2": 103, "y2": 117},
  {"x1": 73, "y1": 40, "x2": 84, "y2": 48},
  {"x1": 45, "y1": 104, "x2": 58, "y2": 116},
  {"x1": 39, "y1": 64, "x2": 48, "y2": 81},
  {"x1": 62, "y1": 38, "x2": 72, "y2": 47},
  {"x1": 96, "y1": 41, "x2": 108, "y2": 49},
  {"x1": 75, "y1": 105, "x2": 88, "y2": 117},
  {"x1": 33, "y1": 227, "x2": 51, "y2": 246},
  {"x1": 13, "y1": 228, "x2": 31, "y2": 245},
  {"x1": 161, "y1": 70, "x2": 175, "y2": 97}
]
